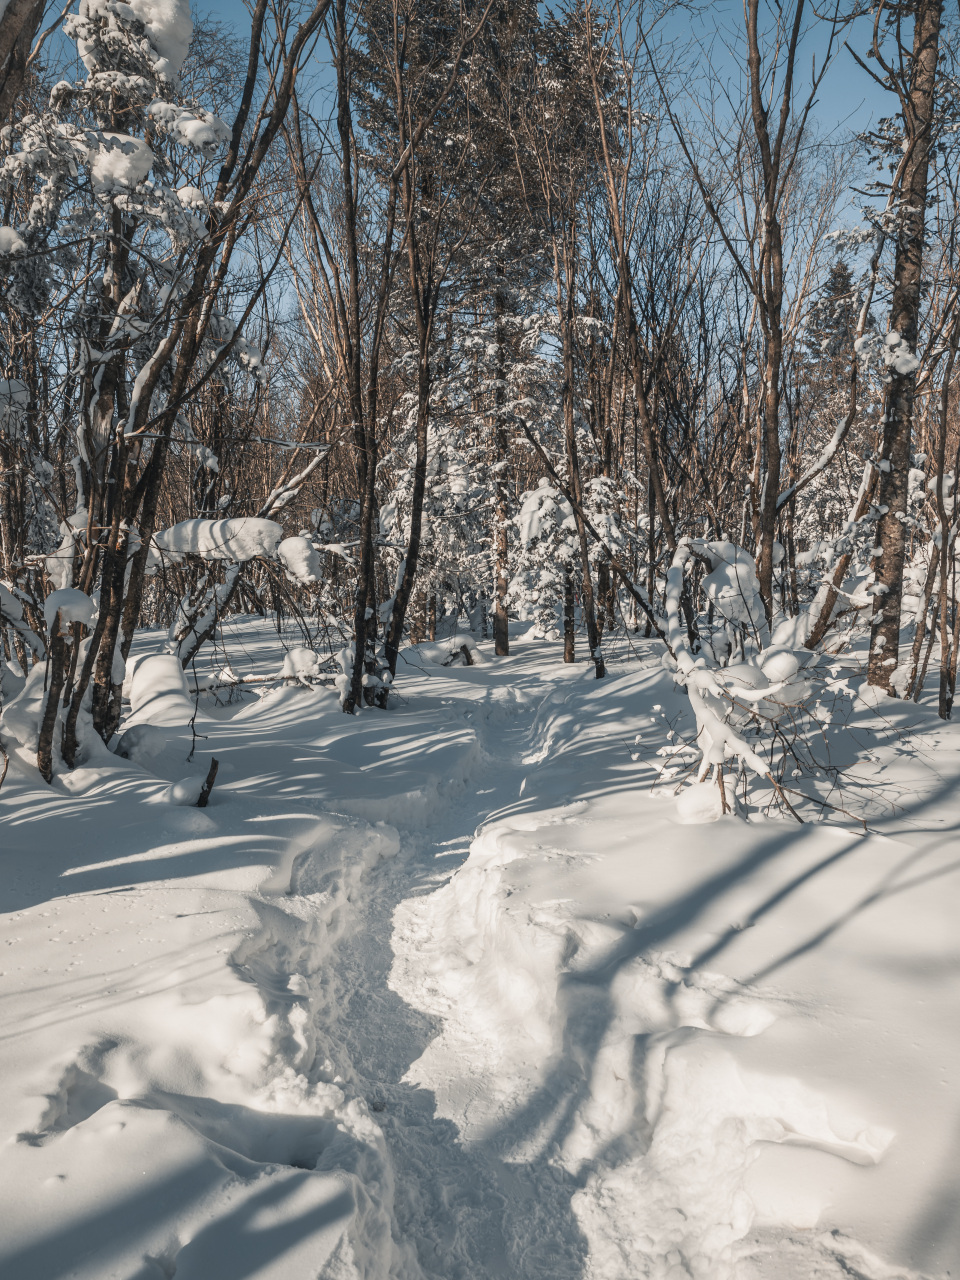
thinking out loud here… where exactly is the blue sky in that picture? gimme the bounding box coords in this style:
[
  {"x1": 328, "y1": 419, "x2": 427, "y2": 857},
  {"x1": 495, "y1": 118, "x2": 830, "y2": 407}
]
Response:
[
  {"x1": 194, "y1": 0, "x2": 892, "y2": 143},
  {"x1": 664, "y1": 0, "x2": 892, "y2": 142}
]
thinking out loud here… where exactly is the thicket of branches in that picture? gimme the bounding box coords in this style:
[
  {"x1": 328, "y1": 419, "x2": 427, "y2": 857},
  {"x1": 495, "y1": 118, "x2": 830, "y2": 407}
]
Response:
[{"x1": 1, "y1": 0, "x2": 959, "y2": 811}]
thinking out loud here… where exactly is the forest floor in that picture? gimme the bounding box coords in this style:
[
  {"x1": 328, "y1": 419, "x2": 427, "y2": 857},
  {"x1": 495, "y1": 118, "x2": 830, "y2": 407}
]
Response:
[{"x1": 0, "y1": 621, "x2": 958, "y2": 1280}]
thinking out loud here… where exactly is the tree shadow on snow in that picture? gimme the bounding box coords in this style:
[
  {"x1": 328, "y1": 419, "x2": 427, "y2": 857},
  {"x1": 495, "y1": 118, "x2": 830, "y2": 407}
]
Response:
[{"x1": 465, "y1": 704, "x2": 960, "y2": 1272}]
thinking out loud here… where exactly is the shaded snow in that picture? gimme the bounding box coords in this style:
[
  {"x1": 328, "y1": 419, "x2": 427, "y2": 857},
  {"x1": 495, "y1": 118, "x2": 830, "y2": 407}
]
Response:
[{"x1": 0, "y1": 226, "x2": 26, "y2": 255}]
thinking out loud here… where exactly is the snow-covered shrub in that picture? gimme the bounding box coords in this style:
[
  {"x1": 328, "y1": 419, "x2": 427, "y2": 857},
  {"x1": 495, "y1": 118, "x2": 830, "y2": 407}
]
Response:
[{"x1": 664, "y1": 538, "x2": 825, "y2": 817}]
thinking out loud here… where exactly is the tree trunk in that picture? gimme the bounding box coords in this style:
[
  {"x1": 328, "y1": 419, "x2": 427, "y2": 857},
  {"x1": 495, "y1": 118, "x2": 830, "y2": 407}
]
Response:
[
  {"x1": 562, "y1": 307, "x2": 604, "y2": 679},
  {"x1": 37, "y1": 617, "x2": 68, "y2": 784},
  {"x1": 0, "y1": 0, "x2": 44, "y2": 121},
  {"x1": 563, "y1": 567, "x2": 575, "y2": 663},
  {"x1": 493, "y1": 274, "x2": 510, "y2": 656},
  {"x1": 868, "y1": 0, "x2": 942, "y2": 691},
  {"x1": 383, "y1": 355, "x2": 431, "y2": 682}
]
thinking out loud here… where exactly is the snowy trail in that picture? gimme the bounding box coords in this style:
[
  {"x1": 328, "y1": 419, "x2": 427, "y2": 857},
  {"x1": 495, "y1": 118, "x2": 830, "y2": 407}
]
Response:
[
  {"x1": 2, "y1": 630, "x2": 959, "y2": 1278},
  {"x1": 284, "y1": 662, "x2": 592, "y2": 1278}
]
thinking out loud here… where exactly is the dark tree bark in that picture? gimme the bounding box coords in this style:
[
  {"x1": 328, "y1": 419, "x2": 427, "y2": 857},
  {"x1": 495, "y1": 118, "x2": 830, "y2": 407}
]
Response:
[
  {"x1": 0, "y1": 0, "x2": 43, "y2": 121},
  {"x1": 37, "y1": 614, "x2": 68, "y2": 784},
  {"x1": 563, "y1": 566, "x2": 575, "y2": 662},
  {"x1": 868, "y1": 0, "x2": 943, "y2": 691},
  {"x1": 493, "y1": 276, "x2": 511, "y2": 656},
  {"x1": 560, "y1": 250, "x2": 604, "y2": 679}
]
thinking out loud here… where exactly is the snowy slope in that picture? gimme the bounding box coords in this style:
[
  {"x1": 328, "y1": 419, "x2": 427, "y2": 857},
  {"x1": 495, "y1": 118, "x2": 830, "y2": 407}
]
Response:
[{"x1": 1, "y1": 624, "x2": 957, "y2": 1278}]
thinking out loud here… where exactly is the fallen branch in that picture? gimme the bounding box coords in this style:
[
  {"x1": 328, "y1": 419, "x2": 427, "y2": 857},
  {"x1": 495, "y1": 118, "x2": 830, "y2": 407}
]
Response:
[{"x1": 196, "y1": 756, "x2": 219, "y2": 808}]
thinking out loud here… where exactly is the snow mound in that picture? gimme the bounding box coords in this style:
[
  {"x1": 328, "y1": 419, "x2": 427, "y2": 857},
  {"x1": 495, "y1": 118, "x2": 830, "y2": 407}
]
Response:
[
  {"x1": 127, "y1": 0, "x2": 193, "y2": 80},
  {"x1": 393, "y1": 808, "x2": 904, "y2": 1279},
  {"x1": 0, "y1": 227, "x2": 26, "y2": 255},
  {"x1": 573, "y1": 1038, "x2": 894, "y2": 1279},
  {"x1": 280, "y1": 646, "x2": 322, "y2": 682},
  {"x1": 148, "y1": 101, "x2": 229, "y2": 153},
  {"x1": 883, "y1": 331, "x2": 920, "y2": 376},
  {"x1": 126, "y1": 653, "x2": 193, "y2": 725},
  {"x1": 0, "y1": 663, "x2": 47, "y2": 750},
  {"x1": 676, "y1": 780, "x2": 724, "y2": 824},
  {"x1": 0, "y1": 583, "x2": 22, "y2": 620},
  {"x1": 177, "y1": 183, "x2": 207, "y2": 209},
  {"x1": 113, "y1": 721, "x2": 166, "y2": 764},
  {"x1": 699, "y1": 540, "x2": 767, "y2": 633},
  {"x1": 407, "y1": 638, "x2": 481, "y2": 667},
  {"x1": 155, "y1": 774, "x2": 206, "y2": 805}
]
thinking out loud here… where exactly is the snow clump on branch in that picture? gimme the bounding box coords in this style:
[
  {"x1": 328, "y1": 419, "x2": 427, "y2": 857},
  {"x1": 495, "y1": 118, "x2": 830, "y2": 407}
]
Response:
[
  {"x1": 67, "y1": 0, "x2": 193, "y2": 85},
  {"x1": 43, "y1": 587, "x2": 96, "y2": 632},
  {"x1": 277, "y1": 536, "x2": 321, "y2": 585},
  {"x1": 87, "y1": 132, "x2": 154, "y2": 189},
  {"x1": 152, "y1": 518, "x2": 283, "y2": 563}
]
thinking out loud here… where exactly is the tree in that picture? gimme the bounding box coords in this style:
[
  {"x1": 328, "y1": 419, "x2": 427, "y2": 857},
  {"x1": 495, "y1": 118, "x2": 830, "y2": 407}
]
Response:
[{"x1": 866, "y1": 0, "x2": 944, "y2": 692}]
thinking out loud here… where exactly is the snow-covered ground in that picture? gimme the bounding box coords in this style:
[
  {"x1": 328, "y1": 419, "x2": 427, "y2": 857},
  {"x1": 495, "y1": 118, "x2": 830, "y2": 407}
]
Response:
[{"x1": 1, "y1": 622, "x2": 957, "y2": 1279}]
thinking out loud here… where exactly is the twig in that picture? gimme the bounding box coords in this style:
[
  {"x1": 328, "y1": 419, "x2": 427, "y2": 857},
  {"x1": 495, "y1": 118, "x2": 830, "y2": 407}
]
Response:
[
  {"x1": 765, "y1": 770, "x2": 804, "y2": 823},
  {"x1": 717, "y1": 764, "x2": 729, "y2": 814},
  {"x1": 779, "y1": 783, "x2": 868, "y2": 832}
]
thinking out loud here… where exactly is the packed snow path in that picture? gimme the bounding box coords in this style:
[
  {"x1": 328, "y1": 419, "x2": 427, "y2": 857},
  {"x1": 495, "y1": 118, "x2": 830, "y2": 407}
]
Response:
[
  {"x1": 1, "y1": 628, "x2": 958, "y2": 1278},
  {"x1": 306, "y1": 674, "x2": 590, "y2": 1279}
]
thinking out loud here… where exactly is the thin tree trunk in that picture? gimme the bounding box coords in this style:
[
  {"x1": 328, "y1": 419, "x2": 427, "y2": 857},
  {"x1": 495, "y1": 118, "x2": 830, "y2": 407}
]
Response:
[
  {"x1": 563, "y1": 567, "x2": 575, "y2": 663},
  {"x1": 383, "y1": 357, "x2": 431, "y2": 682},
  {"x1": 37, "y1": 617, "x2": 68, "y2": 784},
  {"x1": 493, "y1": 273, "x2": 510, "y2": 656}
]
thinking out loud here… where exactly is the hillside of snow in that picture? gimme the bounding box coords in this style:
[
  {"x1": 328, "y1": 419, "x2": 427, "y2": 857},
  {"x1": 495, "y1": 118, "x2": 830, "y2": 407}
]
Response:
[{"x1": 1, "y1": 622, "x2": 957, "y2": 1279}]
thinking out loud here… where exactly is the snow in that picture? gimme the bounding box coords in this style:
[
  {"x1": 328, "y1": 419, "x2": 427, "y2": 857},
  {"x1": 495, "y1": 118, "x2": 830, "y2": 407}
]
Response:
[
  {"x1": 126, "y1": 0, "x2": 193, "y2": 80},
  {"x1": 149, "y1": 102, "x2": 230, "y2": 153},
  {"x1": 0, "y1": 226, "x2": 26, "y2": 255},
  {"x1": 278, "y1": 535, "x2": 321, "y2": 584},
  {"x1": 177, "y1": 183, "x2": 208, "y2": 210},
  {"x1": 88, "y1": 132, "x2": 154, "y2": 188},
  {"x1": 518, "y1": 477, "x2": 573, "y2": 545},
  {"x1": 42, "y1": 586, "x2": 95, "y2": 631},
  {"x1": 0, "y1": 581, "x2": 22, "y2": 620},
  {"x1": 883, "y1": 331, "x2": 921, "y2": 376},
  {"x1": 403, "y1": 637, "x2": 483, "y2": 667},
  {"x1": 0, "y1": 662, "x2": 48, "y2": 750},
  {"x1": 153, "y1": 517, "x2": 284, "y2": 563},
  {"x1": 125, "y1": 652, "x2": 193, "y2": 724},
  {"x1": 698, "y1": 539, "x2": 768, "y2": 633},
  {"x1": 113, "y1": 720, "x2": 167, "y2": 764},
  {"x1": 0, "y1": 376, "x2": 28, "y2": 409},
  {"x1": 280, "y1": 646, "x2": 323, "y2": 682},
  {"x1": 1, "y1": 624, "x2": 958, "y2": 1279},
  {"x1": 154, "y1": 772, "x2": 209, "y2": 805},
  {"x1": 675, "y1": 778, "x2": 724, "y2": 822}
]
